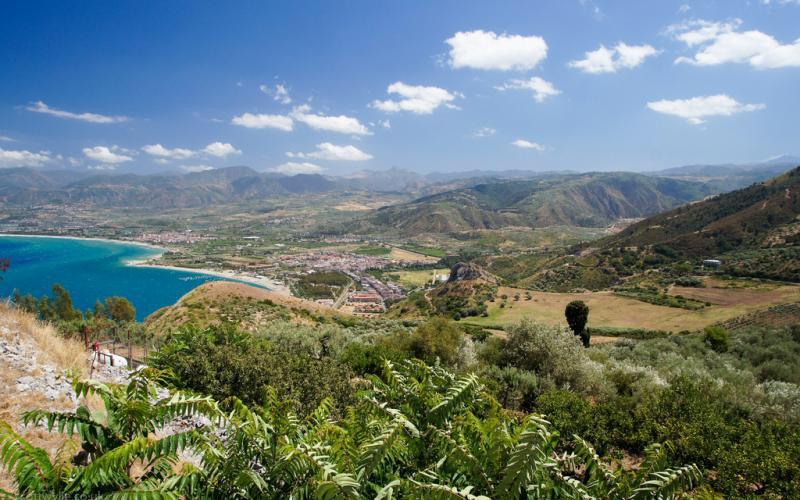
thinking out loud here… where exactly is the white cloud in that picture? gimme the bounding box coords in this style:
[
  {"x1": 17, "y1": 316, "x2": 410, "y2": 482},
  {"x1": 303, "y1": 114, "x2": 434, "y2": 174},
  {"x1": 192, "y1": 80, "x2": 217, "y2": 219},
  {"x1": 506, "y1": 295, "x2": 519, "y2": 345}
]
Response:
[
  {"x1": 0, "y1": 135, "x2": 15, "y2": 142},
  {"x1": 82, "y1": 146, "x2": 133, "y2": 164},
  {"x1": 495, "y1": 77, "x2": 561, "y2": 103},
  {"x1": 379, "y1": 120, "x2": 391, "y2": 128},
  {"x1": 0, "y1": 147, "x2": 54, "y2": 168},
  {"x1": 181, "y1": 164, "x2": 215, "y2": 173},
  {"x1": 142, "y1": 142, "x2": 242, "y2": 161},
  {"x1": 646, "y1": 94, "x2": 765, "y2": 124},
  {"x1": 669, "y1": 19, "x2": 800, "y2": 69},
  {"x1": 142, "y1": 144, "x2": 195, "y2": 160},
  {"x1": 678, "y1": 4, "x2": 691, "y2": 13},
  {"x1": 26, "y1": 101, "x2": 128, "y2": 124},
  {"x1": 569, "y1": 43, "x2": 659, "y2": 74},
  {"x1": 290, "y1": 105, "x2": 372, "y2": 135},
  {"x1": 231, "y1": 112, "x2": 294, "y2": 131},
  {"x1": 371, "y1": 82, "x2": 461, "y2": 114},
  {"x1": 472, "y1": 127, "x2": 496, "y2": 138},
  {"x1": 761, "y1": 0, "x2": 800, "y2": 4},
  {"x1": 512, "y1": 139, "x2": 545, "y2": 151},
  {"x1": 272, "y1": 162, "x2": 325, "y2": 175},
  {"x1": 232, "y1": 104, "x2": 370, "y2": 135},
  {"x1": 287, "y1": 142, "x2": 372, "y2": 161},
  {"x1": 445, "y1": 30, "x2": 548, "y2": 71},
  {"x1": 260, "y1": 83, "x2": 292, "y2": 104},
  {"x1": 202, "y1": 142, "x2": 241, "y2": 158}
]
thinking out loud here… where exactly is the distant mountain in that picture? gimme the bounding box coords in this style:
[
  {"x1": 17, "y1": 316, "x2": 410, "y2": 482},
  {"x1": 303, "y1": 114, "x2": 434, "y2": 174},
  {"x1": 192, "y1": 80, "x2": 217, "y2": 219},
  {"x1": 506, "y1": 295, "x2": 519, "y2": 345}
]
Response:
[
  {"x1": 359, "y1": 172, "x2": 714, "y2": 234},
  {"x1": 595, "y1": 166, "x2": 800, "y2": 259},
  {"x1": 650, "y1": 156, "x2": 800, "y2": 192}
]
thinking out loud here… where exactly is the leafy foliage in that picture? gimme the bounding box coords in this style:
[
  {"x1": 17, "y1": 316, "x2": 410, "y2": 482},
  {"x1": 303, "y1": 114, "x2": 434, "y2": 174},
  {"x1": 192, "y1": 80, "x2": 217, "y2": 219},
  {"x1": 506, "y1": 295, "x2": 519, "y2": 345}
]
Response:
[{"x1": 0, "y1": 361, "x2": 700, "y2": 498}]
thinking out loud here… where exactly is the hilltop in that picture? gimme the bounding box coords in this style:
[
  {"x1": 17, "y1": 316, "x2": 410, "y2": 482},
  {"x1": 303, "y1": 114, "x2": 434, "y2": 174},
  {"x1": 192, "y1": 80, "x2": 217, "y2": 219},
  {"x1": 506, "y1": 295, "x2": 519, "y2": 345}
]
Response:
[
  {"x1": 359, "y1": 172, "x2": 714, "y2": 234},
  {"x1": 145, "y1": 281, "x2": 340, "y2": 333}
]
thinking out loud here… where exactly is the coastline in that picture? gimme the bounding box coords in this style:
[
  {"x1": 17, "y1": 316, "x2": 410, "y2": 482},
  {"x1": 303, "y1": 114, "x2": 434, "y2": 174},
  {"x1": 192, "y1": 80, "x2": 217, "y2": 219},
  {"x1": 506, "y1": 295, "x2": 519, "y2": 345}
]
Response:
[
  {"x1": 127, "y1": 260, "x2": 288, "y2": 293},
  {"x1": 0, "y1": 233, "x2": 167, "y2": 254},
  {"x1": 0, "y1": 232, "x2": 288, "y2": 294}
]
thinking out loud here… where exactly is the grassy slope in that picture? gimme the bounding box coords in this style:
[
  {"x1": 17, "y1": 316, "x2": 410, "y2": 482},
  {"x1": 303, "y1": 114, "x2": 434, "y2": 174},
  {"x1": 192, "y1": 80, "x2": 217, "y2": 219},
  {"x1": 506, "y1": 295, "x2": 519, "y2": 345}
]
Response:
[
  {"x1": 146, "y1": 281, "x2": 338, "y2": 333},
  {"x1": 463, "y1": 281, "x2": 800, "y2": 332}
]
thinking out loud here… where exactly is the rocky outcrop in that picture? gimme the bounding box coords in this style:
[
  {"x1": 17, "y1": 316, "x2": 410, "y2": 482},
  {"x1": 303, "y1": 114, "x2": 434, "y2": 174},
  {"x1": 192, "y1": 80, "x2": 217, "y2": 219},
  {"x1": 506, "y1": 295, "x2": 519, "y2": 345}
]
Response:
[{"x1": 447, "y1": 262, "x2": 497, "y2": 284}]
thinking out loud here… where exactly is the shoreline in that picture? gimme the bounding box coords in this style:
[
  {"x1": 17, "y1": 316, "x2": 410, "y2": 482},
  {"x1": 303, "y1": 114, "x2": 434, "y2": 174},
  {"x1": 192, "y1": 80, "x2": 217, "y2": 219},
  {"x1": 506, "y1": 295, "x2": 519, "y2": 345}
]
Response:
[
  {"x1": 0, "y1": 233, "x2": 167, "y2": 254},
  {"x1": 126, "y1": 259, "x2": 289, "y2": 293},
  {"x1": 0, "y1": 232, "x2": 289, "y2": 294}
]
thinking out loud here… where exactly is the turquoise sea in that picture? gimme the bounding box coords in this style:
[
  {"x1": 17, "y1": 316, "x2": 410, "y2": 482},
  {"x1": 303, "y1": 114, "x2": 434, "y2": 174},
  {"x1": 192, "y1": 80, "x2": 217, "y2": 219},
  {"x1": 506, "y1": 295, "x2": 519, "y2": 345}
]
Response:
[{"x1": 0, "y1": 235, "x2": 225, "y2": 320}]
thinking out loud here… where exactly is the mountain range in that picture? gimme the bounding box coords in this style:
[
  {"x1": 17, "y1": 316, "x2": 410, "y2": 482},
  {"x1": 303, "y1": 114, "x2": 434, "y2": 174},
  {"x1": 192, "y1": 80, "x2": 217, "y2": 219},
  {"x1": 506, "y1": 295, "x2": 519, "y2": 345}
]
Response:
[
  {"x1": 596, "y1": 166, "x2": 800, "y2": 258},
  {"x1": 358, "y1": 172, "x2": 716, "y2": 233},
  {"x1": 0, "y1": 157, "x2": 796, "y2": 215}
]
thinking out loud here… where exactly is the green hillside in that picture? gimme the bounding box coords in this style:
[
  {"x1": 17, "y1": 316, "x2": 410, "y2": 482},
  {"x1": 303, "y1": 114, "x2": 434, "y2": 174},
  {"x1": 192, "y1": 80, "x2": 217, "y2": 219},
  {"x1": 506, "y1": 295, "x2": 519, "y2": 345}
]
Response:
[
  {"x1": 363, "y1": 172, "x2": 713, "y2": 234},
  {"x1": 591, "y1": 166, "x2": 800, "y2": 281}
]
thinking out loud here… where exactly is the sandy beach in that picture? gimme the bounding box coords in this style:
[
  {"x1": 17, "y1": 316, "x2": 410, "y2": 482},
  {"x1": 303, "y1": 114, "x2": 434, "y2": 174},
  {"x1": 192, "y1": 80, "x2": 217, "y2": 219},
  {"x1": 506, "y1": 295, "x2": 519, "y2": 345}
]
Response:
[{"x1": 126, "y1": 259, "x2": 289, "y2": 294}]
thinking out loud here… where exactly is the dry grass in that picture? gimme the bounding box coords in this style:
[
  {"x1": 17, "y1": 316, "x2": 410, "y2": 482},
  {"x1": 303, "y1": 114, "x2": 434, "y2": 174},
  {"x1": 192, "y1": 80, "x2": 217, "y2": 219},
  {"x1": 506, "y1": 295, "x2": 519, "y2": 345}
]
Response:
[
  {"x1": 466, "y1": 285, "x2": 800, "y2": 332},
  {"x1": 0, "y1": 302, "x2": 87, "y2": 377},
  {"x1": 387, "y1": 247, "x2": 440, "y2": 264},
  {"x1": 0, "y1": 302, "x2": 88, "y2": 491}
]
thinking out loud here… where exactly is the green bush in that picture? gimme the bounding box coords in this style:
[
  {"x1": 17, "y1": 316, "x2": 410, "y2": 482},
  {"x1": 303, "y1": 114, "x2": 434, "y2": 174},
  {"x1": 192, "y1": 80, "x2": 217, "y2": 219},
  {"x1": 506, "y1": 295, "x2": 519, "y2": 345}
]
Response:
[{"x1": 704, "y1": 326, "x2": 729, "y2": 353}]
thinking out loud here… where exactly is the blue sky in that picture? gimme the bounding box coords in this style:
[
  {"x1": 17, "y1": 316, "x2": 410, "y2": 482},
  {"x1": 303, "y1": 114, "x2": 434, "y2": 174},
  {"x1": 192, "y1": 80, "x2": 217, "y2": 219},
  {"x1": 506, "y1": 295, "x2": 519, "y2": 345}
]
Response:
[{"x1": 0, "y1": 0, "x2": 798, "y2": 176}]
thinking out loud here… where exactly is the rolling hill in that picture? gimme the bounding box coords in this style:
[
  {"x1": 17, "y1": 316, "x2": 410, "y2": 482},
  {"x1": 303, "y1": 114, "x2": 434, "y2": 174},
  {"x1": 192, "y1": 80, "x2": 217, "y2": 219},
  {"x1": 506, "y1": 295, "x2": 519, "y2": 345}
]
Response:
[
  {"x1": 591, "y1": 166, "x2": 800, "y2": 281},
  {"x1": 360, "y1": 172, "x2": 714, "y2": 234}
]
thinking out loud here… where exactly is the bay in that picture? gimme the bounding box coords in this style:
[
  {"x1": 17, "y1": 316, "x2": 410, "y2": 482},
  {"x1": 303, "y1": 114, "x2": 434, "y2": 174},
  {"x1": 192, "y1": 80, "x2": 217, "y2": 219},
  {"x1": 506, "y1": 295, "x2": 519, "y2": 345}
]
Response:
[{"x1": 0, "y1": 235, "x2": 226, "y2": 320}]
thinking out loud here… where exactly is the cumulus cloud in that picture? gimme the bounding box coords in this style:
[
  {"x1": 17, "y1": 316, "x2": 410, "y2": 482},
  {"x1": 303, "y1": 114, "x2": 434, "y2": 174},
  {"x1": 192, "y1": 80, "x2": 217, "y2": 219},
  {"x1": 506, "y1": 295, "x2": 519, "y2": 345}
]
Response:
[
  {"x1": 512, "y1": 139, "x2": 545, "y2": 151},
  {"x1": 142, "y1": 144, "x2": 195, "y2": 160},
  {"x1": 82, "y1": 146, "x2": 133, "y2": 164},
  {"x1": 232, "y1": 105, "x2": 370, "y2": 135},
  {"x1": 26, "y1": 101, "x2": 128, "y2": 124},
  {"x1": 678, "y1": 4, "x2": 691, "y2": 13},
  {"x1": 495, "y1": 77, "x2": 561, "y2": 103},
  {"x1": 445, "y1": 30, "x2": 548, "y2": 71},
  {"x1": 0, "y1": 147, "x2": 55, "y2": 168},
  {"x1": 569, "y1": 43, "x2": 660, "y2": 73},
  {"x1": 761, "y1": 0, "x2": 800, "y2": 4},
  {"x1": 202, "y1": 142, "x2": 241, "y2": 158},
  {"x1": 290, "y1": 105, "x2": 371, "y2": 135},
  {"x1": 231, "y1": 112, "x2": 294, "y2": 131},
  {"x1": 668, "y1": 19, "x2": 800, "y2": 69},
  {"x1": 260, "y1": 83, "x2": 292, "y2": 104},
  {"x1": 271, "y1": 161, "x2": 325, "y2": 175},
  {"x1": 181, "y1": 164, "x2": 215, "y2": 173},
  {"x1": 142, "y1": 142, "x2": 241, "y2": 161},
  {"x1": 646, "y1": 94, "x2": 765, "y2": 124},
  {"x1": 473, "y1": 127, "x2": 496, "y2": 138},
  {"x1": 287, "y1": 142, "x2": 372, "y2": 161},
  {"x1": 371, "y1": 82, "x2": 461, "y2": 114}
]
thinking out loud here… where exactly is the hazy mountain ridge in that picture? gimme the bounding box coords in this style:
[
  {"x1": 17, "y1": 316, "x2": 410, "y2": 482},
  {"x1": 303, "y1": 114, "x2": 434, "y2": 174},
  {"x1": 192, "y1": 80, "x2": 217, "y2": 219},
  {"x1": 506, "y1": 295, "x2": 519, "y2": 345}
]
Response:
[{"x1": 360, "y1": 172, "x2": 715, "y2": 234}]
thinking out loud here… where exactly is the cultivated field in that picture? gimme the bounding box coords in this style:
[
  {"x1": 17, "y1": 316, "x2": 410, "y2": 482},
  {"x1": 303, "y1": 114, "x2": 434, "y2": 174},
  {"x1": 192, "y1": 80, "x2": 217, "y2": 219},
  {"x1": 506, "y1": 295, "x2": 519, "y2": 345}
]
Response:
[
  {"x1": 393, "y1": 268, "x2": 450, "y2": 288},
  {"x1": 387, "y1": 247, "x2": 441, "y2": 263},
  {"x1": 466, "y1": 281, "x2": 800, "y2": 332}
]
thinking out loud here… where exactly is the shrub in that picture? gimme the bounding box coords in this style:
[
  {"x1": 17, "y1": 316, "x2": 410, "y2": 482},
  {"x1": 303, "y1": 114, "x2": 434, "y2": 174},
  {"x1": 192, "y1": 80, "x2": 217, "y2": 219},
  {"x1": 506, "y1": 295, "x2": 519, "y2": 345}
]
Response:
[
  {"x1": 704, "y1": 326, "x2": 729, "y2": 353},
  {"x1": 487, "y1": 320, "x2": 603, "y2": 394}
]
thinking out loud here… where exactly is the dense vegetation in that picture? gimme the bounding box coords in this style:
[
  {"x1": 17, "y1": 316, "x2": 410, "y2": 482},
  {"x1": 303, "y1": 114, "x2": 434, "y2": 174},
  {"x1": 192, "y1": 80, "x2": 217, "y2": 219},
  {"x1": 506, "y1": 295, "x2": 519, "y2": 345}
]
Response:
[
  {"x1": 1, "y1": 364, "x2": 702, "y2": 498},
  {"x1": 292, "y1": 270, "x2": 352, "y2": 300},
  {"x1": 142, "y1": 310, "x2": 800, "y2": 496}
]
